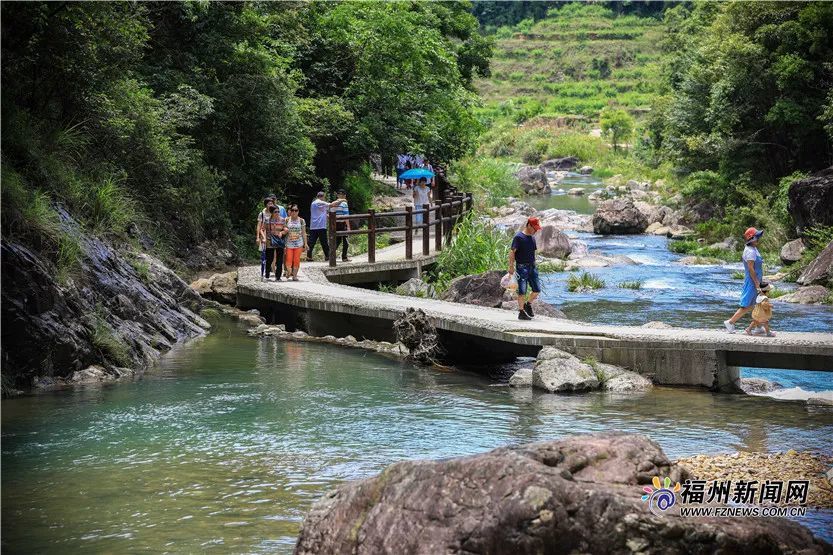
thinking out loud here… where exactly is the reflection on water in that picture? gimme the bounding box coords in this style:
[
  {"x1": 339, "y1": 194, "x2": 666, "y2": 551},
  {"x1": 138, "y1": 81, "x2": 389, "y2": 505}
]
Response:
[{"x1": 3, "y1": 324, "x2": 832, "y2": 553}]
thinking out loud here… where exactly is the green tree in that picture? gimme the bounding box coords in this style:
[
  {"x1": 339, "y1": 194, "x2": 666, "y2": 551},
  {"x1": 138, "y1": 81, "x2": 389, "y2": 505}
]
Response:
[
  {"x1": 657, "y1": 2, "x2": 833, "y2": 182},
  {"x1": 600, "y1": 107, "x2": 635, "y2": 152}
]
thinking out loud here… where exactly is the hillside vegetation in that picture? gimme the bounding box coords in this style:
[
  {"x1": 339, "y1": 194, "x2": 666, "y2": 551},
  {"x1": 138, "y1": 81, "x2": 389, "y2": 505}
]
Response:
[
  {"x1": 476, "y1": 3, "x2": 663, "y2": 123},
  {"x1": 455, "y1": 2, "x2": 833, "y2": 270}
]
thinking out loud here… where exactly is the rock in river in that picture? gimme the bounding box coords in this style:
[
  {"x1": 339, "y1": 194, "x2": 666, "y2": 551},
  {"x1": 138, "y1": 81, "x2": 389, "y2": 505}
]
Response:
[
  {"x1": 295, "y1": 433, "x2": 829, "y2": 555},
  {"x1": 532, "y1": 347, "x2": 599, "y2": 392},
  {"x1": 533, "y1": 225, "x2": 571, "y2": 259},
  {"x1": 592, "y1": 199, "x2": 648, "y2": 235},
  {"x1": 774, "y1": 285, "x2": 830, "y2": 304},
  {"x1": 797, "y1": 240, "x2": 833, "y2": 286},
  {"x1": 780, "y1": 238, "x2": 806, "y2": 265},
  {"x1": 515, "y1": 165, "x2": 550, "y2": 195},
  {"x1": 441, "y1": 270, "x2": 508, "y2": 308}
]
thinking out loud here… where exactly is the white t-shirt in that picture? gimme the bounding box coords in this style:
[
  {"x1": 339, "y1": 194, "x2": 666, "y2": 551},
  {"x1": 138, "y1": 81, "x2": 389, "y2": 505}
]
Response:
[
  {"x1": 742, "y1": 245, "x2": 759, "y2": 263},
  {"x1": 413, "y1": 184, "x2": 430, "y2": 206},
  {"x1": 310, "y1": 199, "x2": 329, "y2": 230}
]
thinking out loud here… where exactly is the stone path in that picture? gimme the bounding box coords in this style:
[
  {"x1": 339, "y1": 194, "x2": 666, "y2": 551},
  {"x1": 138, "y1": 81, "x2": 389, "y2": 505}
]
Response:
[{"x1": 238, "y1": 240, "x2": 833, "y2": 374}]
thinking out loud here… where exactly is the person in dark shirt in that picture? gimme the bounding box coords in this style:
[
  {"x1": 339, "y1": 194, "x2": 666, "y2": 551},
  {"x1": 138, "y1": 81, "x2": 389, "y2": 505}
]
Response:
[{"x1": 508, "y1": 217, "x2": 542, "y2": 320}]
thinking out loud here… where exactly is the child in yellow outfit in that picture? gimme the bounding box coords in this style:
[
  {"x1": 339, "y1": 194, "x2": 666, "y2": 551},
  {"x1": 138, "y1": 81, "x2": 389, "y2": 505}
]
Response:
[{"x1": 745, "y1": 282, "x2": 775, "y2": 337}]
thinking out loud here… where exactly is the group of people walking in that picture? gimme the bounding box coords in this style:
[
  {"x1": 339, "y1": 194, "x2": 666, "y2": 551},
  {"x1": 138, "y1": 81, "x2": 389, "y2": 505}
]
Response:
[{"x1": 256, "y1": 190, "x2": 350, "y2": 282}]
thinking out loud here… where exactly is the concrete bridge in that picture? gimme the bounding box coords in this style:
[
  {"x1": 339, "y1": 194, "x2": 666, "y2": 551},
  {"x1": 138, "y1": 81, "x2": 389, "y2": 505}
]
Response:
[{"x1": 237, "y1": 242, "x2": 833, "y2": 392}]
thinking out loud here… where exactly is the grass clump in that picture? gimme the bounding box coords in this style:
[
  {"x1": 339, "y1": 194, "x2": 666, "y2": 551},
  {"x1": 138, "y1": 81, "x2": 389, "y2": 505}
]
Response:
[
  {"x1": 537, "y1": 259, "x2": 565, "y2": 273},
  {"x1": 731, "y1": 270, "x2": 745, "y2": 280},
  {"x1": 618, "y1": 280, "x2": 643, "y2": 290},
  {"x1": 567, "y1": 271, "x2": 605, "y2": 292},
  {"x1": 90, "y1": 317, "x2": 131, "y2": 367},
  {"x1": 768, "y1": 287, "x2": 789, "y2": 299},
  {"x1": 668, "y1": 239, "x2": 733, "y2": 261},
  {"x1": 56, "y1": 235, "x2": 83, "y2": 285},
  {"x1": 130, "y1": 258, "x2": 151, "y2": 284}
]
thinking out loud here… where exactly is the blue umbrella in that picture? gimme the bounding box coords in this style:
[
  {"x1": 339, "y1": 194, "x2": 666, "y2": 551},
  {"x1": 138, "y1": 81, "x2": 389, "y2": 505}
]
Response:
[{"x1": 399, "y1": 168, "x2": 434, "y2": 180}]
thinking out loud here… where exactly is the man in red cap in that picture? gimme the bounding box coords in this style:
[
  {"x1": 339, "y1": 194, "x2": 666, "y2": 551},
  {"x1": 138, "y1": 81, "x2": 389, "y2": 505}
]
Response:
[
  {"x1": 724, "y1": 227, "x2": 765, "y2": 333},
  {"x1": 508, "y1": 217, "x2": 542, "y2": 320}
]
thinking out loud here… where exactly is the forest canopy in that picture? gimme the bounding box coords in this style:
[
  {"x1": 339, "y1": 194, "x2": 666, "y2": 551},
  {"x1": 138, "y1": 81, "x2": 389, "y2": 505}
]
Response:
[{"x1": 1, "y1": 1, "x2": 490, "y2": 249}]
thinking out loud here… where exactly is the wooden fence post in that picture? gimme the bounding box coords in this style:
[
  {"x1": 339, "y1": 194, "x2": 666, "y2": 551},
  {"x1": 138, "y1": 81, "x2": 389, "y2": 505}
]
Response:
[
  {"x1": 443, "y1": 200, "x2": 452, "y2": 246},
  {"x1": 422, "y1": 203, "x2": 430, "y2": 256},
  {"x1": 434, "y1": 199, "x2": 443, "y2": 252},
  {"x1": 466, "y1": 192, "x2": 473, "y2": 214},
  {"x1": 405, "y1": 205, "x2": 413, "y2": 260},
  {"x1": 368, "y1": 209, "x2": 376, "y2": 263},
  {"x1": 328, "y1": 208, "x2": 337, "y2": 267}
]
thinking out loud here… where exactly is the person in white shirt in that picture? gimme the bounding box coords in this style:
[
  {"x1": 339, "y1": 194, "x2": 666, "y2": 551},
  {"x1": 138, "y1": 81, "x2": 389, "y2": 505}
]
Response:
[
  {"x1": 412, "y1": 177, "x2": 432, "y2": 231},
  {"x1": 307, "y1": 191, "x2": 344, "y2": 261}
]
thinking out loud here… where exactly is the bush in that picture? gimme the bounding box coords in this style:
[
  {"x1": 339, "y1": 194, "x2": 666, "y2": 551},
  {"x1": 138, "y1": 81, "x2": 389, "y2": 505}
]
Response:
[
  {"x1": 431, "y1": 213, "x2": 509, "y2": 292},
  {"x1": 343, "y1": 162, "x2": 375, "y2": 216},
  {"x1": 449, "y1": 157, "x2": 522, "y2": 207},
  {"x1": 566, "y1": 271, "x2": 605, "y2": 292}
]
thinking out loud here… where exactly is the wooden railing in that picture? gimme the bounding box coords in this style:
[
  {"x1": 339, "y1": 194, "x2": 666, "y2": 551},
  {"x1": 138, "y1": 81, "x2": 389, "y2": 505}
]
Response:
[{"x1": 327, "y1": 191, "x2": 474, "y2": 267}]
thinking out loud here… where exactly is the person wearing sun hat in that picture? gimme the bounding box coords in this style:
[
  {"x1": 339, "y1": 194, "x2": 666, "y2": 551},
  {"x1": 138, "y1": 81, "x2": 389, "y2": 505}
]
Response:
[
  {"x1": 724, "y1": 227, "x2": 764, "y2": 333},
  {"x1": 508, "y1": 217, "x2": 542, "y2": 320}
]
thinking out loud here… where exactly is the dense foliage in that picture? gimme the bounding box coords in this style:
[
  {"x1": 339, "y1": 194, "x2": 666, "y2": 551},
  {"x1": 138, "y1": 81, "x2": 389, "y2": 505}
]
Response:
[
  {"x1": 1, "y1": 1, "x2": 489, "y2": 255},
  {"x1": 653, "y1": 2, "x2": 833, "y2": 190}
]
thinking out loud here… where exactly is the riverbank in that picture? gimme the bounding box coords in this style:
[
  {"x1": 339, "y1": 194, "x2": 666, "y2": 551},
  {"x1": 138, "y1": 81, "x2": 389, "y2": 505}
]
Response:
[{"x1": 677, "y1": 451, "x2": 833, "y2": 509}]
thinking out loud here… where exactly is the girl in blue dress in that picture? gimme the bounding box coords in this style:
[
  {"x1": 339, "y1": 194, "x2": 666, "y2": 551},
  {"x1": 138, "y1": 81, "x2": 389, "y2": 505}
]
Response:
[{"x1": 724, "y1": 227, "x2": 764, "y2": 333}]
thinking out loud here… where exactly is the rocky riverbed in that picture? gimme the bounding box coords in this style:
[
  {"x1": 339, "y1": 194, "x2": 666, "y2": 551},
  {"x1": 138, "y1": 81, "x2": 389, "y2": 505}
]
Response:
[{"x1": 677, "y1": 451, "x2": 833, "y2": 508}]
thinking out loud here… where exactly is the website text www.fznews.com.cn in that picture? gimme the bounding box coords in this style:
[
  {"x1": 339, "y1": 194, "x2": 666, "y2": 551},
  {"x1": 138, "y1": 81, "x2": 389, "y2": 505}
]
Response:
[{"x1": 680, "y1": 506, "x2": 808, "y2": 518}]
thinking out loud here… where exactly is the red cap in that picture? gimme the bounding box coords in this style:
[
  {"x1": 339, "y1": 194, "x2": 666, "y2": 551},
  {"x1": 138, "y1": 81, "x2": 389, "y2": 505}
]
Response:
[
  {"x1": 744, "y1": 227, "x2": 763, "y2": 242},
  {"x1": 528, "y1": 217, "x2": 542, "y2": 231}
]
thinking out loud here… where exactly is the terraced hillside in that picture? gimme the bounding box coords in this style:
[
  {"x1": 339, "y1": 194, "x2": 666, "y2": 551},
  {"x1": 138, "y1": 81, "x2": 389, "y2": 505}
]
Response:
[{"x1": 476, "y1": 3, "x2": 664, "y2": 121}]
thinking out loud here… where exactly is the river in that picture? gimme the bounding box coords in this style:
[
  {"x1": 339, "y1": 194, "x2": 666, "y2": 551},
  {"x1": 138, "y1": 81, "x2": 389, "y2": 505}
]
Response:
[
  {"x1": 3, "y1": 176, "x2": 833, "y2": 552},
  {"x1": 3, "y1": 319, "x2": 833, "y2": 553}
]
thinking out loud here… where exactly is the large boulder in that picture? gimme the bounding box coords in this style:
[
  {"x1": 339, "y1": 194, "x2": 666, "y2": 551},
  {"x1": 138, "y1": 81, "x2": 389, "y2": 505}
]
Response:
[
  {"x1": 441, "y1": 270, "x2": 507, "y2": 308},
  {"x1": 539, "y1": 156, "x2": 578, "y2": 171},
  {"x1": 780, "y1": 238, "x2": 806, "y2": 265},
  {"x1": 775, "y1": 285, "x2": 830, "y2": 304},
  {"x1": 515, "y1": 165, "x2": 550, "y2": 195},
  {"x1": 189, "y1": 271, "x2": 237, "y2": 305},
  {"x1": 788, "y1": 167, "x2": 833, "y2": 235},
  {"x1": 592, "y1": 199, "x2": 648, "y2": 234},
  {"x1": 603, "y1": 370, "x2": 653, "y2": 392},
  {"x1": 1, "y1": 208, "x2": 208, "y2": 388},
  {"x1": 797, "y1": 241, "x2": 833, "y2": 286},
  {"x1": 532, "y1": 347, "x2": 599, "y2": 392},
  {"x1": 533, "y1": 225, "x2": 571, "y2": 259},
  {"x1": 295, "y1": 433, "x2": 829, "y2": 555},
  {"x1": 395, "y1": 278, "x2": 435, "y2": 298}
]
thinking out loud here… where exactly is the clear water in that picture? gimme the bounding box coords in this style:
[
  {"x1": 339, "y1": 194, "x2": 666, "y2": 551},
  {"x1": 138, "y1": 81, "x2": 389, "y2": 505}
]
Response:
[
  {"x1": 3, "y1": 323, "x2": 833, "y2": 553},
  {"x1": 525, "y1": 172, "x2": 604, "y2": 214},
  {"x1": 545, "y1": 232, "x2": 833, "y2": 333}
]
